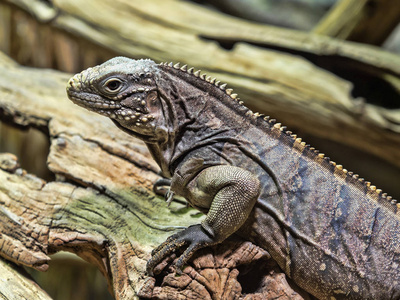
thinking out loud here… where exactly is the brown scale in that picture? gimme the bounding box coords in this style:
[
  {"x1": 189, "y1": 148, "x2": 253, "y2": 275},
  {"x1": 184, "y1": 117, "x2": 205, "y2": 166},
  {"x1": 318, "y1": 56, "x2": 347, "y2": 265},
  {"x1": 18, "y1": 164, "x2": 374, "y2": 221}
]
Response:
[{"x1": 162, "y1": 60, "x2": 398, "y2": 209}]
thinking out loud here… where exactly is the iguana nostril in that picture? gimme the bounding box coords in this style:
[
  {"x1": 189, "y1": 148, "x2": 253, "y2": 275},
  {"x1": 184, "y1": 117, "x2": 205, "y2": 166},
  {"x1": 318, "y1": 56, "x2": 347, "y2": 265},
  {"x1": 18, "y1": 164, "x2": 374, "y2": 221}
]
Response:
[
  {"x1": 68, "y1": 75, "x2": 83, "y2": 91},
  {"x1": 67, "y1": 77, "x2": 76, "y2": 89}
]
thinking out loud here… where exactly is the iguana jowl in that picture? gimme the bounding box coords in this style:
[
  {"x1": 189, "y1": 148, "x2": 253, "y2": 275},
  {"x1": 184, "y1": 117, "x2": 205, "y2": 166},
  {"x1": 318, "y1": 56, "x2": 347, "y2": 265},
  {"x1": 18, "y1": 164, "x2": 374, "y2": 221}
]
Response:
[{"x1": 66, "y1": 57, "x2": 400, "y2": 299}]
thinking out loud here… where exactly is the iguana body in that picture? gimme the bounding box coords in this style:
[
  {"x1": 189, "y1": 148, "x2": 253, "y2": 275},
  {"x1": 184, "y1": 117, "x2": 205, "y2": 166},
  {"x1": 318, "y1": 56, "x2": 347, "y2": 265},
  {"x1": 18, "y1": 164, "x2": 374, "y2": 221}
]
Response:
[{"x1": 67, "y1": 57, "x2": 400, "y2": 299}]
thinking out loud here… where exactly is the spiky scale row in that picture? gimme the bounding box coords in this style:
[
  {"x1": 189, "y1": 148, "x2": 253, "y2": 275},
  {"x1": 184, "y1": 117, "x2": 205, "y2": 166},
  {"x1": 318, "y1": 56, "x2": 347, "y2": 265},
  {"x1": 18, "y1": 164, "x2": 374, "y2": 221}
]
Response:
[
  {"x1": 246, "y1": 110, "x2": 254, "y2": 117},
  {"x1": 161, "y1": 61, "x2": 395, "y2": 204},
  {"x1": 273, "y1": 123, "x2": 286, "y2": 132},
  {"x1": 286, "y1": 130, "x2": 391, "y2": 202},
  {"x1": 162, "y1": 61, "x2": 241, "y2": 102}
]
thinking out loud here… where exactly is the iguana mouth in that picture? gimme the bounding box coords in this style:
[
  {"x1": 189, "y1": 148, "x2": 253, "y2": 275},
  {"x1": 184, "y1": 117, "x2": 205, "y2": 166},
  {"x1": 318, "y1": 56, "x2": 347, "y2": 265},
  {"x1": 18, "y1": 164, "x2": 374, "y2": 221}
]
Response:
[
  {"x1": 67, "y1": 91, "x2": 121, "y2": 110},
  {"x1": 68, "y1": 92, "x2": 156, "y2": 128}
]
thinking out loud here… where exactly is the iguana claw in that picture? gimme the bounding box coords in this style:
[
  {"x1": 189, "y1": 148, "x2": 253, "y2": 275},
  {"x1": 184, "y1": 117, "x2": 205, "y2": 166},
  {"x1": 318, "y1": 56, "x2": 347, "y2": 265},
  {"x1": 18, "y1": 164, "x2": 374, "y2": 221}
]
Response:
[
  {"x1": 152, "y1": 178, "x2": 171, "y2": 197},
  {"x1": 146, "y1": 224, "x2": 215, "y2": 276}
]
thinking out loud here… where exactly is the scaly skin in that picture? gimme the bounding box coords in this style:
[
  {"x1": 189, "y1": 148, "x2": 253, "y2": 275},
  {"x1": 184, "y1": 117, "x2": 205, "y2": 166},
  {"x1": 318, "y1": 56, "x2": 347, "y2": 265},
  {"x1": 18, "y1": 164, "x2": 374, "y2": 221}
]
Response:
[{"x1": 67, "y1": 57, "x2": 400, "y2": 299}]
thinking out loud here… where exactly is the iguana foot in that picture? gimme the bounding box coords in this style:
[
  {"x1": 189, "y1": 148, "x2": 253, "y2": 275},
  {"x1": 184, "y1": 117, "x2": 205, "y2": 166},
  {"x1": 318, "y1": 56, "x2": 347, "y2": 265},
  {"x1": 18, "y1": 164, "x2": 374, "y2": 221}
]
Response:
[
  {"x1": 152, "y1": 178, "x2": 171, "y2": 197},
  {"x1": 146, "y1": 224, "x2": 216, "y2": 276}
]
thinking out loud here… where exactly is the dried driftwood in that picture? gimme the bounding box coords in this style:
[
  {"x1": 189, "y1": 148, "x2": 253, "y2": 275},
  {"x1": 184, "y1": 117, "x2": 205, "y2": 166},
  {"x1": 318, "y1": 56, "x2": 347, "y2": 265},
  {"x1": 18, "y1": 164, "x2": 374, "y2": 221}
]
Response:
[
  {"x1": 0, "y1": 258, "x2": 52, "y2": 300},
  {"x1": 313, "y1": 0, "x2": 400, "y2": 44}
]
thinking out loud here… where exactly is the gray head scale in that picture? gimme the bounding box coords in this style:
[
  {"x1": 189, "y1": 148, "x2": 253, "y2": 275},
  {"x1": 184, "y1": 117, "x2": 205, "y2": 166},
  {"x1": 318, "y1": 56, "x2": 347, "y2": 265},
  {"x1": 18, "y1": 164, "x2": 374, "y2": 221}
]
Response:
[{"x1": 67, "y1": 57, "x2": 166, "y2": 142}]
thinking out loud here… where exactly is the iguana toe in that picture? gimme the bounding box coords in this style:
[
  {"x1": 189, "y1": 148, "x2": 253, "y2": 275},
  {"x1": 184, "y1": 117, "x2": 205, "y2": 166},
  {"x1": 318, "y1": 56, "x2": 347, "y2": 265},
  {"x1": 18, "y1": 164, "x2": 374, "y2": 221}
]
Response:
[{"x1": 146, "y1": 224, "x2": 215, "y2": 276}]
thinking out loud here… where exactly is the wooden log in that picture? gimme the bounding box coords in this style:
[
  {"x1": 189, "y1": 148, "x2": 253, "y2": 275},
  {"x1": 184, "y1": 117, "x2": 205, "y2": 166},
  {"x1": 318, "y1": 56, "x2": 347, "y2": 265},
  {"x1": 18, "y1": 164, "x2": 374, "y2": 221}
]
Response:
[
  {"x1": 0, "y1": 257, "x2": 52, "y2": 300},
  {"x1": 197, "y1": 0, "x2": 331, "y2": 30},
  {"x1": 0, "y1": 53, "x2": 312, "y2": 299},
  {"x1": 313, "y1": 0, "x2": 400, "y2": 45}
]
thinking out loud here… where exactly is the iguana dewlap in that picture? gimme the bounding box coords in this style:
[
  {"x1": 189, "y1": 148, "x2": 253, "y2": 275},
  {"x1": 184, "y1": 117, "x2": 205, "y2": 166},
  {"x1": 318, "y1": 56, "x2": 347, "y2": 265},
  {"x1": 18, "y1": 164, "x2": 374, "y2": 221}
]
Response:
[{"x1": 66, "y1": 57, "x2": 400, "y2": 300}]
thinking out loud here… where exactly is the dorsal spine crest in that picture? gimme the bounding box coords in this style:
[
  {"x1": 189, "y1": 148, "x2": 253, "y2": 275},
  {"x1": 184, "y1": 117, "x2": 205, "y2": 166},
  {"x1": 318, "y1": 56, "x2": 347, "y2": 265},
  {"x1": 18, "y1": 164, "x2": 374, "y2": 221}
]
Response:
[{"x1": 160, "y1": 61, "x2": 396, "y2": 205}]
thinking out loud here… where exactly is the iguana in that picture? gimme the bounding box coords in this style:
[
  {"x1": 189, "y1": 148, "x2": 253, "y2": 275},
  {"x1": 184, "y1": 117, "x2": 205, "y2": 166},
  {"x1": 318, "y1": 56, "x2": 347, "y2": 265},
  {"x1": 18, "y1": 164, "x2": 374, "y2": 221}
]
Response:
[{"x1": 66, "y1": 57, "x2": 400, "y2": 299}]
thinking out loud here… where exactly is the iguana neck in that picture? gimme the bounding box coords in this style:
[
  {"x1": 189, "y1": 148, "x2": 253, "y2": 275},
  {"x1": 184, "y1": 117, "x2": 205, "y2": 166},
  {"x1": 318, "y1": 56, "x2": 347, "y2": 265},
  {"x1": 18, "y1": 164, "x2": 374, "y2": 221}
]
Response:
[
  {"x1": 150, "y1": 65, "x2": 249, "y2": 176},
  {"x1": 145, "y1": 142, "x2": 172, "y2": 177}
]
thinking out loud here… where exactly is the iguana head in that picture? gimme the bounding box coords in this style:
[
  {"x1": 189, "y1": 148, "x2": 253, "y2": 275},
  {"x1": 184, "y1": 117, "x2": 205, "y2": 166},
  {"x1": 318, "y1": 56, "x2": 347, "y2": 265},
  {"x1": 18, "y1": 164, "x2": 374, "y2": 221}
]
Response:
[
  {"x1": 67, "y1": 56, "x2": 247, "y2": 174},
  {"x1": 67, "y1": 57, "x2": 166, "y2": 142}
]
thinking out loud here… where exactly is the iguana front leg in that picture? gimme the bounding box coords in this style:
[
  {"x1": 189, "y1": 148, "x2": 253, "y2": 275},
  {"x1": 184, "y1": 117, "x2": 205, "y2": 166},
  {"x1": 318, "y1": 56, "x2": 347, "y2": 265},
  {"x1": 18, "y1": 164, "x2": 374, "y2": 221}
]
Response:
[{"x1": 146, "y1": 165, "x2": 261, "y2": 275}]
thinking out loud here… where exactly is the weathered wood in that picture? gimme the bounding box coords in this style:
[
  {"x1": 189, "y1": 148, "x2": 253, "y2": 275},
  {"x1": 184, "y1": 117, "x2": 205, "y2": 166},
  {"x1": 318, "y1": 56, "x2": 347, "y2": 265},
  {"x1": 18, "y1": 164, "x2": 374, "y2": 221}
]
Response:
[
  {"x1": 190, "y1": 0, "x2": 330, "y2": 30},
  {"x1": 1, "y1": 0, "x2": 400, "y2": 173},
  {"x1": 0, "y1": 53, "x2": 313, "y2": 299},
  {"x1": 137, "y1": 240, "x2": 310, "y2": 300},
  {"x1": 0, "y1": 257, "x2": 52, "y2": 300},
  {"x1": 313, "y1": 0, "x2": 400, "y2": 44}
]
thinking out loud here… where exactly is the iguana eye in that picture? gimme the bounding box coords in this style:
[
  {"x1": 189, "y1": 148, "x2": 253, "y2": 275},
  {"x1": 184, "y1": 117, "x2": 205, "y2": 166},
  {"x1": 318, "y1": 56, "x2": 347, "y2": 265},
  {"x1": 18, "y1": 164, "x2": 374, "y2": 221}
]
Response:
[{"x1": 104, "y1": 78, "x2": 122, "y2": 92}]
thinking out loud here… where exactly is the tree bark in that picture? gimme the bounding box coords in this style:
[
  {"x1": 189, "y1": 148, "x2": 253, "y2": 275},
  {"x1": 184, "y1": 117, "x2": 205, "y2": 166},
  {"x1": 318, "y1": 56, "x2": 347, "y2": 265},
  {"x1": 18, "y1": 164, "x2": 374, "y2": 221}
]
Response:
[
  {"x1": 313, "y1": 0, "x2": 400, "y2": 45},
  {"x1": 0, "y1": 257, "x2": 52, "y2": 300}
]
